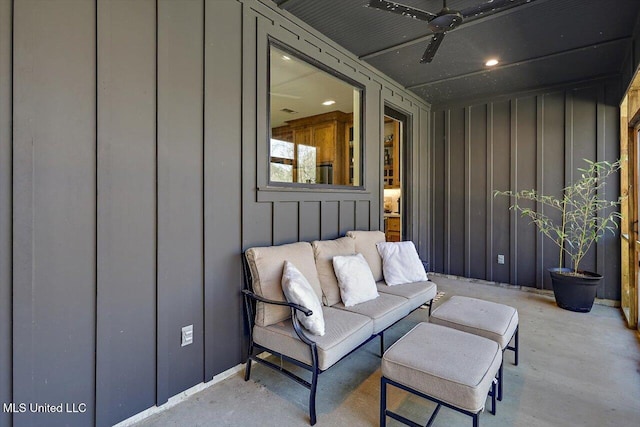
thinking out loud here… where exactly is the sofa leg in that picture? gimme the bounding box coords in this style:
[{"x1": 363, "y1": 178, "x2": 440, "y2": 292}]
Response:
[
  {"x1": 380, "y1": 332, "x2": 385, "y2": 356},
  {"x1": 490, "y1": 378, "x2": 497, "y2": 415},
  {"x1": 309, "y1": 368, "x2": 319, "y2": 425},
  {"x1": 497, "y1": 361, "x2": 503, "y2": 401},
  {"x1": 428, "y1": 300, "x2": 433, "y2": 316},
  {"x1": 244, "y1": 358, "x2": 252, "y2": 381}
]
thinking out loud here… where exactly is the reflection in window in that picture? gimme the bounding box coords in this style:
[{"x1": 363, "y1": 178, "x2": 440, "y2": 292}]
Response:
[
  {"x1": 269, "y1": 139, "x2": 318, "y2": 184},
  {"x1": 297, "y1": 144, "x2": 317, "y2": 184},
  {"x1": 269, "y1": 43, "x2": 363, "y2": 187},
  {"x1": 270, "y1": 139, "x2": 294, "y2": 182}
]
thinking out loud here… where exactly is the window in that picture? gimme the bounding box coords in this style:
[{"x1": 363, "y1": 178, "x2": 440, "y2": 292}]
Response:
[{"x1": 269, "y1": 43, "x2": 363, "y2": 187}]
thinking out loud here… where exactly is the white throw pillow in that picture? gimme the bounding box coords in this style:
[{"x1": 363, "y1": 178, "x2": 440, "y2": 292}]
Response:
[
  {"x1": 376, "y1": 241, "x2": 428, "y2": 286},
  {"x1": 332, "y1": 253, "x2": 379, "y2": 307},
  {"x1": 281, "y1": 261, "x2": 325, "y2": 336}
]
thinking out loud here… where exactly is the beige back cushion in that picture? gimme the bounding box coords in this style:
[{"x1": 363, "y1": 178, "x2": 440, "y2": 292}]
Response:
[
  {"x1": 346, "y1": 230, "x2": 386, "y2": 282},
  {"x1": 312, "y1": 237, "x2": 356, "y2": 306},
  {"x1": 246, "y1": 242, "x2": 322, "y2": 327}
]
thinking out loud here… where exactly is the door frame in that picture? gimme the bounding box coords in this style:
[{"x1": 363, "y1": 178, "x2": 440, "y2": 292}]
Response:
[
  {"x1": 384, "y1": 105, "x2": 409, "y2": 240},
  {"x1": 620, "y1": 87, "x2": 640, "y2": 330}
]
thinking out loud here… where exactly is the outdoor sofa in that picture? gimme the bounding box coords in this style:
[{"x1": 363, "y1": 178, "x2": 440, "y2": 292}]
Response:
[{"x1": 241, "y1": 230, "x2": 437, "y2": 425}]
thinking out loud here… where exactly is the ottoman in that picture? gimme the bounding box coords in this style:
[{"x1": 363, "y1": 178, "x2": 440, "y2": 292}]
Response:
[
  {"x1": 430, "y1": 296, "x2": 519, "y2": 400},
  {"x1": 381, "y1": 322, "x2": 502, "y2": 427}
]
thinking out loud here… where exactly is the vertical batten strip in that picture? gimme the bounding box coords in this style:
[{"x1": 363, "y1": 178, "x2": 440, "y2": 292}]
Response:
[
  {"x1": 429, "y1": 112, "x2": 444, "y2": 271},
  {"x1": 565, "y1": 90, "x2": 574, "y2": 192},
  {"x1": 510, "y1": 99, "x2": 518, "y2": 284},
  {"x1": 486, "y1": 103, "x2": 494, "y2": 281},
  {"x1": 464, "y1": 107, "x2": 471, "y2": 277},
  {"x1": 445, "y1": 110, "x2": 451, "y2": 272},
  {"x1": 430, "y1": 112, "x2": 434, "y2": 266},
  {"x1": 421, "y1": 107, "x2": 431, "y2": 262},
  {"x1": 155, "y1": 0, "x2": 165, "y2": 407},
  {"x1": 425, "y1": 108, "x2": 430, "y2": 263},
  {"x1": 201, "y1": 0, "x2": 206, "y2": 383},
  {"x1": 297, "y1": 201, "x2": 302, "y2": 241},
  {"x1": 596, "y1": 85, "x2": 607, "y2": 296},
  {"x1": 564, "y1": 90, "x2": 574, "y2": 274},
  {"x1": 0, "y1": 0, "x2": 12, "y2": 425},
  {"x1": 338, "y1": 200, "x2": 342, "y2": 235},
  {"x1": 536, "y1": 95, "x2": 545, "y2": 288},
  {"x1": 94, "y1": 1, "x2": 99, "y2": 424}
]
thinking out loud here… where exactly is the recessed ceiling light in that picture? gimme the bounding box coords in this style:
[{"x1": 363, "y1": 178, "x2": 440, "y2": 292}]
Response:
[
  {"x1": 485, "y1": 58, "x2": 499, "y2": 67},
  {"x1": 282, "y1": 55, "x2": 291, "y2": 61},
  {"x1": 322, "y1": 100, "x2": 336, "y2": 106}
]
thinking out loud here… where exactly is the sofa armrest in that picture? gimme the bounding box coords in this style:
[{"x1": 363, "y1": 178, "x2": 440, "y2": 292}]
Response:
[
  {"x1": 241, "y1": 289, "x2": 313, "y2": 317},
  {"x1": 242, "y1": 289, "x2": 317, "y2": 348}
]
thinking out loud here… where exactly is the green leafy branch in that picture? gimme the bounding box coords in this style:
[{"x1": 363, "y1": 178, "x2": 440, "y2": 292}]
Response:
[{"x1": 494, "y1": 159, "x2": 622, "y2": 275}]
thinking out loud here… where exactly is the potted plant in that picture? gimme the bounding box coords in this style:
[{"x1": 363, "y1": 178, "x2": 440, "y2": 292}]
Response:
[{"x1": 495, "y1": 159, "x2": 622, "y2": 312}]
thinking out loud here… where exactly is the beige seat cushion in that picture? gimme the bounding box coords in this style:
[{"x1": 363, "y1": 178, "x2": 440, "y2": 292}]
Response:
[
  {"x1": 382, "y1": 322, "x2": 502, "y2": 413},
  {"x1": 346, "y1": 230, "x2": 386, "y2": 281},
  {"x1": 312, "y1": 237, "x2": 356, "y2": 306},
  {"x1": 253, "y1": 306, "x2": 373, "y2": 371},
  {"x1": 246, "y1": 242, "x2": 322, "y2": 327},
  {"x1": 376, "y1": 280, "x2": 437, "y2": 311},
  {"x1": 430, "y1": 296, "x2": 519, "y2": 349},
  {"x1": 332, "y1": 293, "x2": 409, "y2": 334}
]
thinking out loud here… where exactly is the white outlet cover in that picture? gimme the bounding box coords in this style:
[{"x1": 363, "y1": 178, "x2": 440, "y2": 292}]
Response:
[
  {"x1": 181, "y1": 325, "x2": 193, "y2": 347},
  {"x1": 497, "y1": 254, "x2": 505, "y2": 265}
]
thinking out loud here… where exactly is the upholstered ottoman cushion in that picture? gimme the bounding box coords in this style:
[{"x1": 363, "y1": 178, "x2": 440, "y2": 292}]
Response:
[
  {"x1": 430, "y1": 296, "x2": 518, "y2": 349},
  {"x1": 382, "y1": 322, "x2": 502, "y2": 413}
]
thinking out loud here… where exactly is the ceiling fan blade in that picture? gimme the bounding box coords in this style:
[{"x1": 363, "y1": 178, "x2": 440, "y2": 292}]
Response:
[
  {"x1": 420, "y1": 33, "x2": 445, "y2": 63},
  {"x1": 460, "y1": 0, "x2": 536, "y2": 20},
  {"x1": 366, "y1": 0, "x2": 437, "y2": 22}
]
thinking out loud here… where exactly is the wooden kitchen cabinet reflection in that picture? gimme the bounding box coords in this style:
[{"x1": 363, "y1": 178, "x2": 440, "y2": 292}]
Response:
[{"x1": 272, "y1": 111, "x2": 352, "y2": 185}]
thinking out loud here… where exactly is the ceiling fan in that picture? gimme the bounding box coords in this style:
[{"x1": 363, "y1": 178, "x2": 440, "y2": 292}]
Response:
[{"x1": 367, "y1": 0, "x2": 534, "y2": 63}]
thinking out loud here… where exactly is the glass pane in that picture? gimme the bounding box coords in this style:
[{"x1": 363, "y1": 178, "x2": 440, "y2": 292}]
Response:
[
  {"x1": 270, "y1": 162, "x2": 293, "y2": 183},
  {"x1": 270, "y1": 138, "x2": 294, "y2": 182},
  {"x1": 269, "y1": 44, "x2": 362, "y2": 187},
  {"x1": 297, "y1": 144, "x2": 316, "y2": 184},
  {"x1": 270, "y1": 138, "x2": 294, "y2": 160}
]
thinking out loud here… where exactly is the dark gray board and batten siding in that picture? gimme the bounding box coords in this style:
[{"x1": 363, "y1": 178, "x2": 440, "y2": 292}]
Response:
[
  {"x1": 431, "y1": 79, "x2": 621, "y2": 300},
  {"x1": 0, "y1": 1, "x2": 429, "y2": 426}
]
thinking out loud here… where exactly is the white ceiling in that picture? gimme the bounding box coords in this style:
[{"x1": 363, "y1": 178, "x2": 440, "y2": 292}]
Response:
[{"x1": 271, "y1": 46, "x2": 358, "y2": 128}]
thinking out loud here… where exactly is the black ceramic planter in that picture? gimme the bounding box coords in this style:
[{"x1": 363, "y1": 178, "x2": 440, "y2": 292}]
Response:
[{"x1": 548, "y1": 268, "x2": 602, "y2": 313}]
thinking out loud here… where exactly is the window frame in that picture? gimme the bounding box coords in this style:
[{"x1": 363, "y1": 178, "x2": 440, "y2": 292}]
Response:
[{"x1": 267, "y1": 38, "x2": 366, "y2": 190}]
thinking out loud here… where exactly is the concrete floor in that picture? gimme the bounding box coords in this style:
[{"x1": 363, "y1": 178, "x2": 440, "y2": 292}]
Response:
[{"x1": 133, "y1": 276, "x2": 640, "y2": 427}]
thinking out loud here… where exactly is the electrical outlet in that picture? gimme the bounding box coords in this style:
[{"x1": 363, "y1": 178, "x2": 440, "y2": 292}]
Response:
[
  {"x1": 181, "y1": 325, "x2": 193, "y2": 347},
  {"x1": 497, "y1": 254, "x2": 505, "y2": 265}
]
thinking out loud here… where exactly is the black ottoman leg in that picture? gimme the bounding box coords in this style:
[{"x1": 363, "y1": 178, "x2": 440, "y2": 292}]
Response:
[
  {"x1": 380, "y1": 377, "x2": 387, "y2": 427},
  {"x1": 514, "y1": 326, "x2": 519, "y2": 366}
]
